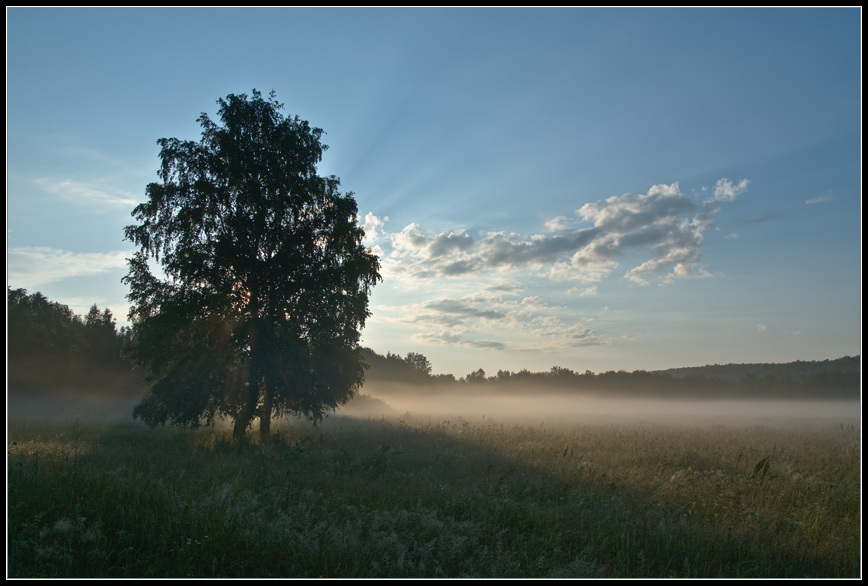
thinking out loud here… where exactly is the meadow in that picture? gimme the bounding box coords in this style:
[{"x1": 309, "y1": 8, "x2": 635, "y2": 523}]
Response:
[{"x1": 6, "y1": 393, "x2": 861, "y2": 578}]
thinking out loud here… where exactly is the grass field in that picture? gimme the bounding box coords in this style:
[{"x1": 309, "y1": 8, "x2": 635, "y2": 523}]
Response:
[{"x1": 6, "y1": 394, "x2": 861, "y2": 578}]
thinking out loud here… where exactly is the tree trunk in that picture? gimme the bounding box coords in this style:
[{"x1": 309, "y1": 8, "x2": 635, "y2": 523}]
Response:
[
  {"x1": 239, "y1": 313, "x2": 263, "y2": 443},
  {"x1": 233, "y1": 412, "x2": 251, "y2": 442},
  {"x1": 259, "y1": 389, "x2": 272, "y2": 442},
  {"x1": 238, "y1": 362, "x2": 262, "y2": 443},
  {"x1": 235, "y1": 353, "x2": 261, "y2": 443}
]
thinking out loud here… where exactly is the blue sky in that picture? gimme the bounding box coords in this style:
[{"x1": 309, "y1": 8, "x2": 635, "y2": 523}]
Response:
[{"x1": 7, "y1": 8, "x2": 861, "y2": 377}]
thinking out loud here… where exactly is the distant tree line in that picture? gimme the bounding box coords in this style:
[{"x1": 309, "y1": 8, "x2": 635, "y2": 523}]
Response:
[
  {"x1": 7, "y1": 288, "x2": 142, "y2": 394},
  {"x1": 483, "y1": 365, "x2": 860, "y2": 400},
  {"x1": 362, "y1": 349, "x2": 860, "y2": 400}
]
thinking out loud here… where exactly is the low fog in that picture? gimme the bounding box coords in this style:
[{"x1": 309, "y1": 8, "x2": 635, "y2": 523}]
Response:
[
  {"x1": 8, "y1": 388, "x2": 143, "y2": 423},
  {"x1": 8, "y1": 383, "x2": 860, "y2": 431},
  {"x1": 341, "y1": 382, "x2": 861, "y2": 429}
]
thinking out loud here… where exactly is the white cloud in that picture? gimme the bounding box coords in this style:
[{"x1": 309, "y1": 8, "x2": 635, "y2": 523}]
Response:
[
  {"x1": 411, "y1": 330, "x2": 507, "y2": 350},
  {"x1": 712, "y1": 178, "x2": 750, "y2": 202},
  {"x1": 545, "y1": 216, "x2": 569, "y2": 231},
  {"x1": 756, "y1": 324, "x2": 767, "y2": 333},
  {"x1": 34, "y1": 178, "x2": 138, "y2": 208},
  {"x1": 526, "y1": 322, "x2": 601, "y2": 348},
  {"x1": 8, "y1": 247, "x2": 130, "y2": 288},
  {"x1": 381, "y1": 179, "x2": 747, "y2": 286},
  {"x1": 361, "y1": 212, "x2": 389, "y2": 242},
  {"x1": 411, "y1": 329, "x2": 467, "y2": 346},
  {"x1": 805, "y1": 193, "x2": 833, "y2": 205}
]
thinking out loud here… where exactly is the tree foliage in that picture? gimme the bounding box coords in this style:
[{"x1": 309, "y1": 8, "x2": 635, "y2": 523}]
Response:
[
  {"x1": 123, "y1": 90, "x2": 381, "y2": 440},
  {"x1": 405, "y1": 352, "x2": 433, "y2": 377},
  {"x1": 360, "y1": 349, "x2": 437, "y2": 384}
]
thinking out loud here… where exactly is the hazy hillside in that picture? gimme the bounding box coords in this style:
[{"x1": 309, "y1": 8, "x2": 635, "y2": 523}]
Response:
[{"x1": 658, "y1": 356, "x2": 860, "y2": 381}]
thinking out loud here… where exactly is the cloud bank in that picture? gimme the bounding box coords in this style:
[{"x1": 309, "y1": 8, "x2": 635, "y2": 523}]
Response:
[{"x1": 372, "y1": 179, "x2": 748, "y2": 286}]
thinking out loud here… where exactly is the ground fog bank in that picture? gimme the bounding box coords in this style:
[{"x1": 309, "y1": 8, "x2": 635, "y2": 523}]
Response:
[{"x1": 354, "y1": 382, "x2": 861, "y2": 428}]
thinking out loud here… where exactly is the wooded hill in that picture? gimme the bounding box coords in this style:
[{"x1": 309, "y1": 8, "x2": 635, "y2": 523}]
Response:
[{"x1": 659, "y1": 356, "x2": 859, "y2": 381}]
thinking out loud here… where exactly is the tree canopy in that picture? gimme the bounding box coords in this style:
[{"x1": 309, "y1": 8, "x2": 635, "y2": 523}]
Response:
[{"x1": 123, "y1": 90, "x2": 381, "y2": 441}]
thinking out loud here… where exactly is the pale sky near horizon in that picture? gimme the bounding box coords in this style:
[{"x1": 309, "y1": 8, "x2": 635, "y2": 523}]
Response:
[{"x1": 7, "y1": 8, "x2": 861, "y2": 377}]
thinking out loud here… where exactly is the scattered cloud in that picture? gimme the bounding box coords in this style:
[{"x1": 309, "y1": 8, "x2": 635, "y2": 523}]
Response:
[
  {"x1": 410, "y1": 330, "x2": 466, "y2": 346},
  {"x1": 756, "y1": 324, "x2": 768, "y2": 333},
  {"x1": 744, "y1": 211, "x2": 784, "y2": 225},
  {"x1": 34, "y1": 178, "x2": 138, "y2": 208},
  {"x1": 367, "y1": 178, "x2": 748, "y2": 355},
  {"x1": 805, "y1": 193, "x2": 833, "y2": 205},
  {"x1": 375, "y1": 291, "x2": 610, "y2": 352},
  {"x1": 8, "y1": 247, "x2": 130, "y2": 288},
  {"x1": 412, "y1": 331, "x2": 508, "y2": 350},
  {"x1": 484, "y1": 280, "x2": 526, "y2": 293},
  {"x1": 411, "y1": 296, "x2": 507, "y2": 327},
  {"x1": 712, "y1": 178, "x2": 750, "y2": 202}
]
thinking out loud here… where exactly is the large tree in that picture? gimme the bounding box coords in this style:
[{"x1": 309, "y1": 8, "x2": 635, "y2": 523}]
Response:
[{"x1": 123, "y1": 90, "x2": 381, "y2": 441}]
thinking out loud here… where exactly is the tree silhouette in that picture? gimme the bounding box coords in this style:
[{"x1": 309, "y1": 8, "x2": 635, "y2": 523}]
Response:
[
  {"x1": 465, "y1": 368, "x2": 487, "y2": 384},
  {"x1": 124, "y1": 90, "x2": 381, "y2": 441},
  {"x1": 404, "y1": 352, "x2": 433, "y2": 377}
]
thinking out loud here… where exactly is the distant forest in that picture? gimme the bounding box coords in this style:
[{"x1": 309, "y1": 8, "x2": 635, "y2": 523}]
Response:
[
  {"x1": 7, "y1": 288, "x2": 861, "y2": 401},
  {"x1": 7, "y1": 288, "x2": 143, "y2": 395}
]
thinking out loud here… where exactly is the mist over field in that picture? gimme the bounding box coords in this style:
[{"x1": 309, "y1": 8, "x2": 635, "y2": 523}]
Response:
[
  {"x1": 9, "y1": 382, "x2": 860, "y2": 431},
  {"x1": 352, "y1": 384, "x2": 862, "y2": 427},
  {"x1": 8, "y1": 388, "x2": 143, "y2": 423},
  {"x1": 14, "y1": 384, "x2": 857, "y2": 460}
]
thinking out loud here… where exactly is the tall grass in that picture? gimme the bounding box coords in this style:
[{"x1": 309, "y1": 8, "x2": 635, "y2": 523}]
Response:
[{"x1": 7, "y1": 411, "x2": 860, "y2": 577}]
